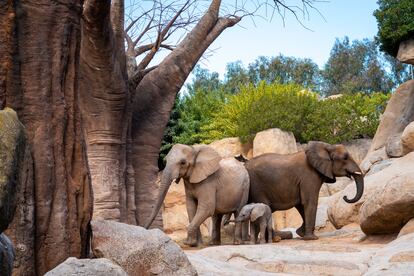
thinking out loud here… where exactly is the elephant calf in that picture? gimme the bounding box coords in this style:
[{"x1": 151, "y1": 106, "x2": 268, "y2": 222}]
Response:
[{"x1": 227, "y1": 203, "x2": 275, "y2": 244}]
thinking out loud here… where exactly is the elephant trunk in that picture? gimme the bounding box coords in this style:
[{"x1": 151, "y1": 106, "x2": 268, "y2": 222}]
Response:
[
  {"x1": 343, "y1": 172, "x2": 364, "y2": 203},
  {"x1": 144, "y1": 168, "x2": 176, "y2": 229}
]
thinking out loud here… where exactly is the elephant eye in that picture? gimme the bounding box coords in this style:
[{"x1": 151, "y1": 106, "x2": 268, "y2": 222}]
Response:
[
  {"x1": 180, "y1": 160, "x2": 186, "y2": 166},
  {"x1": 343, "y1": 153, "x2": 349, "y2": 160}
]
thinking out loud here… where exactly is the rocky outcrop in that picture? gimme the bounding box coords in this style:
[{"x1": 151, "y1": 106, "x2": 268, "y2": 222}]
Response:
[
  {"x1": 163, "y1": 179, "x2": 210, "y2": 241},
  {"x1": 397, "y1": 38, "x2": 414, "y2": 65},
  {"x1": 368, "y1": 80, "x2": 414, "y2": 154},
  {"x1": 359, "y1": 171, "x2": 414, "y2": 235},
  {"x1": 401, "y1": 121, "x2": 414, "y2": 155},
  {"x1": 253, "y1": 128, "x2": 298, "y2": 157},
  {"x1": 328, "y1": 152, "x2": 414, "y2": 229},
  {"x1": 44, "y1": 257, "x2": 128, "y2": 276},
  {"x1": 209, "y1": 137, "x2": 252, "y2": 159},
  {"x1": 365, "y1": 233, "x2": 414, "y2": 275},
  {"x1": 0, "y1": 234, "x2": 14, "y2": 276},
  {"x1": 360, "y1": 147, "x2": 388, "y2": 173},
  {"x1": 91, "y1": 220, "x2": 197, "y2": 276}
]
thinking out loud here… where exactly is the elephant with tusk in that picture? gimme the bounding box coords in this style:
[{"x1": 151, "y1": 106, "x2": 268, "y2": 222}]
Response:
[
  {"x1": 145, "y1": 144, "x2": 250, "y2": 247},
  {"x1": 245, "y1": 141, "x2": 364, "y2": 240}
]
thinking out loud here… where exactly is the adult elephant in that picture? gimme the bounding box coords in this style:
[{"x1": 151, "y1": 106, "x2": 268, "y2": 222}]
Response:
[
  {"x1": 246, "y1": 141, "x2": 364, "y2": 240},
  {"x1": 145, "y1": 144, "x2": 250, "y2": 247}
]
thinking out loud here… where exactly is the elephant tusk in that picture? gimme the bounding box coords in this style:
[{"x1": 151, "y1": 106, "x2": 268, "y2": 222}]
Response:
[{"x1": 353, "y1": 172, "x2": 362, "y2": 175}]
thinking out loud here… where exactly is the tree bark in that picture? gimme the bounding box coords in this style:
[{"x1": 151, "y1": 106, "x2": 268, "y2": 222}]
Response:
[
  {"x1": 131, "y1": 0, "x2": 240, "y2": 227},
  {"x1": 1, "y1": 0, "x2": 92, "y2": 274}
]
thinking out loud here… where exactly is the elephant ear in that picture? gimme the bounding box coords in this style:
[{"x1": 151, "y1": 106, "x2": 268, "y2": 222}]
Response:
[
  {"x1": 189, "y1": 145, "x2": 221, "y2": 183},
  {"x1": 305, "y1": 141, "x2": 335, "y2": 183},
  {"x1": 250, "y1": 205, "x2": 266, "y2": 222}
]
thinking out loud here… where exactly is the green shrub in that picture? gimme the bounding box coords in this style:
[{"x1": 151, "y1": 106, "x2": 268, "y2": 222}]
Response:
[
  {"x1": 200, "y1": 82, "x2": 389, "y2": 144},
  {"x1": 374, "y1": 0, "x2": 414, "y2": 56}
]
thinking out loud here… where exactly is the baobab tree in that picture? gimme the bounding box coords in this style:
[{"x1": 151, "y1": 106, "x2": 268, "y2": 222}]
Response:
[{"x1": 0, "y1": 0, "x2": 321, "y2": 274}]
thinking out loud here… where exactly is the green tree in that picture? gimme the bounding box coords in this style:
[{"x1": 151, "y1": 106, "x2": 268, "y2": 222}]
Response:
[
  {"x1": 248, "y1": 55, "x2": 321, "y2": 90},
  {"x1": 374, "y1": 0, "x2": 414, "y2": 57},
  {"x1": 322, "y1": 37, "x2": 394, "y2": 95}
]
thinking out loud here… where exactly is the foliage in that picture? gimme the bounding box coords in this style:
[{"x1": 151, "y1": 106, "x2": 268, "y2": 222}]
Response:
[
  {"x1": 200, "y1": 82, "x2": 390, "y2": 144},
  {"x1": 374, "y1": 0, "x2": 414, "y2": 57},
  {"x1": 322, "y1": 37, "x2": 394, "y2": 95}
]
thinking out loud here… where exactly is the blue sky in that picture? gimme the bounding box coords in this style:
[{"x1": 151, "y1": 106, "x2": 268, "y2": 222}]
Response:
[{"x1": 198, "y1": 0, "x2": 380, "y2": 78}]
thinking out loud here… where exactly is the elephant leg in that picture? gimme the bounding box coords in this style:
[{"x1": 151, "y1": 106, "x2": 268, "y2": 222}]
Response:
[
  {"x1": 185, "y1": 206, "x2": 212, "y2": 247},
  {"x1": 295, "y1": 204, "x2": 306, "y2": 237},
  {"x1": 259, "y1": 220, "x2": 267, "y2": 244},
  {"x1": 303, "y1": 202, "x2": 318, "y2": 240},
  {"x1": 233, "y1": 210, "x2": 242, "y2": 245},
  {"x1": 210, "y1": 214, "x2": 223, "y2": 246},
  {"x1": 242, "y1": 221, "x2": 249, "y2": 241},
  {"x1": 249, "y1": 222, "x2": 256, "y2": 244},
  {"x1": 185, "y1": 197, "x2": 203, "y2": 246},
  {"x1": 267, "y1": 220, "x2": 274, "y2": 243}
]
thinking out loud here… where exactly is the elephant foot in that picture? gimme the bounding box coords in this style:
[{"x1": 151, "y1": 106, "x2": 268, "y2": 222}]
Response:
[
  {"x1": 233, "y1": 239, "x2": 242, "y2": 245},
  {"x1": 209, "y1": 239, "x2": 221, "y2": 246},
  {"x1": 296, "y1": 227, "x2": 305, "y2": 237},
  {"x1": 184, "y1": 237, "x2": 199, "y2": 247},
  {"x1": 303, "y1": 234, "x2": 318, "y2": 241},
  {"x1": 259, "y1": 239, "x2": 266, "y2": 244},
  {"x1": 272, "y1": 235, "x2": 282, "y2": 243}
]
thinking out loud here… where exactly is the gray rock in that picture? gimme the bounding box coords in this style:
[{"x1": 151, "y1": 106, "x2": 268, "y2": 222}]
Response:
[
  {"x1": 367, "y1": 80, "x2": 414, "y2": 154},
  {"x1": 397, "y1": 38, "x2": 414, "y2": 65},
  {"x1": 401, "y1": 121, "x2": 414, "y2": 155},
  {"x1": 44, "y1": 257, "x2": 127, "y2": 276},
  {"x1": 253, "y1": 128, "x2": 298, "y2": 157},
  {"x1": 360, "y1": 171, "x2": 414, "y2": 235},
  {"x1": 364, "y1": 233, "x2": 414, "y2": 275},
  {"x1": 0, "y1": 233, "x2": 14, "y2": 276},
  {"x1": 328, "y1": 152, "x2": 414, "y2": 229},
  {"x1": 91, "y1": 220, "x2": 197, "y2": 276},
  {"x1": 385, "y1": 133, "x2": 403, "y2": 157}
]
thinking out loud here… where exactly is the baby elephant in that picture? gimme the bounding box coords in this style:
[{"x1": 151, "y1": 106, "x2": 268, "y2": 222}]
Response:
[{"x1": 228, "y1": 203, "x2": 274, "y2": 244}]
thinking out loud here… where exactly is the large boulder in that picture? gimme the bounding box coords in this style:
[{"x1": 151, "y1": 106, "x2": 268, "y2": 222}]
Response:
[
  {"x1": 253, "y1": 128, "x2": 298, "y2": 157},
  {"x1": 0, "y1": 234, "x2": 14, "y2": 276},
  {"x1": 359, "y1": 171, "x2": 414, "y2": 235},
  {"x1": 360, "y1": 147, "x2": 388, "y2": 173},
  {"x1": 385, "y1": 133, "x2": 403, "y2": 158},
  {"x1": 367, "y1": 80, "x2": 414, "y2": 154},
  {"x1": 343, "y1": 138, "x2": 371, "y2": 165},
  {"x1": 401, "y1": 121, "x2": 414, "y2": 155},
  {"x1": 45, "y1": 257, "x2": 128, "y2": 276},
  {"x1": 209, "y1": 137, "x2": 252, "y2": 159},
  {"x1": 328, "y1": 152, "x2": 414, "y2": 229},
  {"x1": 364, "y1": 233, "x2": 414, "y2": 275},
  {"x1": 0, "y1": 108, "x2": 26, "y2": 232},
  {"x1": 163, "y1": 179, "x2": 210, "y2": 241},
  {"x1": 91, "y1": 220, "x2": 197, "y2": 276},
  {"x1": 397, "y1": 38, "x2": 414, "y2": 65}
]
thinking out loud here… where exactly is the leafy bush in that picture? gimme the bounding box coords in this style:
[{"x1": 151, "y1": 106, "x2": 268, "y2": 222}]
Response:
[
  {"x1": 200, "y1": 82, "x2": 389, "y2": 144},
  {"x1": 374, "y1": 0, "x2": 414, "y2": 56}
]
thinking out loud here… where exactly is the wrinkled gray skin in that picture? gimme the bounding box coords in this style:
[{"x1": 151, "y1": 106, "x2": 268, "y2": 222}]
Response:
[
  {"x1": 145, "y1": 144, "x2": 250, "y2": 246},
  {"x1": 227, "y1": 203, "x2": 274, "y2": 244},
  {"x1": 246, "y1": 141, "x2": 364, "y2": 241}
]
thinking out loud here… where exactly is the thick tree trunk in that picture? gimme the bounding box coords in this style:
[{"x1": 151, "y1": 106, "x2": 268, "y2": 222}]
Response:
[
  {"x1": 1, "y1": 0, "x2": 93, "y2": 274},
  {"x1": 80, "y1": 0, "x2": 132, "y2": 223},
  {"x1": 131, "y1": 0, "x2": 240, "y2": 227}
]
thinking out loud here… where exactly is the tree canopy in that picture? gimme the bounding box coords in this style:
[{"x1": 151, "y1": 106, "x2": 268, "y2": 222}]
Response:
[{"x1": 374, "y1": 0, "x2": 414, "y2": 56}]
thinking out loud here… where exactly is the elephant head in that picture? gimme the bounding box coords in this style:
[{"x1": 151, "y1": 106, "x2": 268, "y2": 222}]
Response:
[
  {"x1": 145, "y1": 144, "x2": 221, "y2": 228},
  {"x1": 235, "y1": 203, "x2": 266, "y2": 223},
  {"x1": 305, "y1": 141, "x2": 364, "y2": 203}
]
